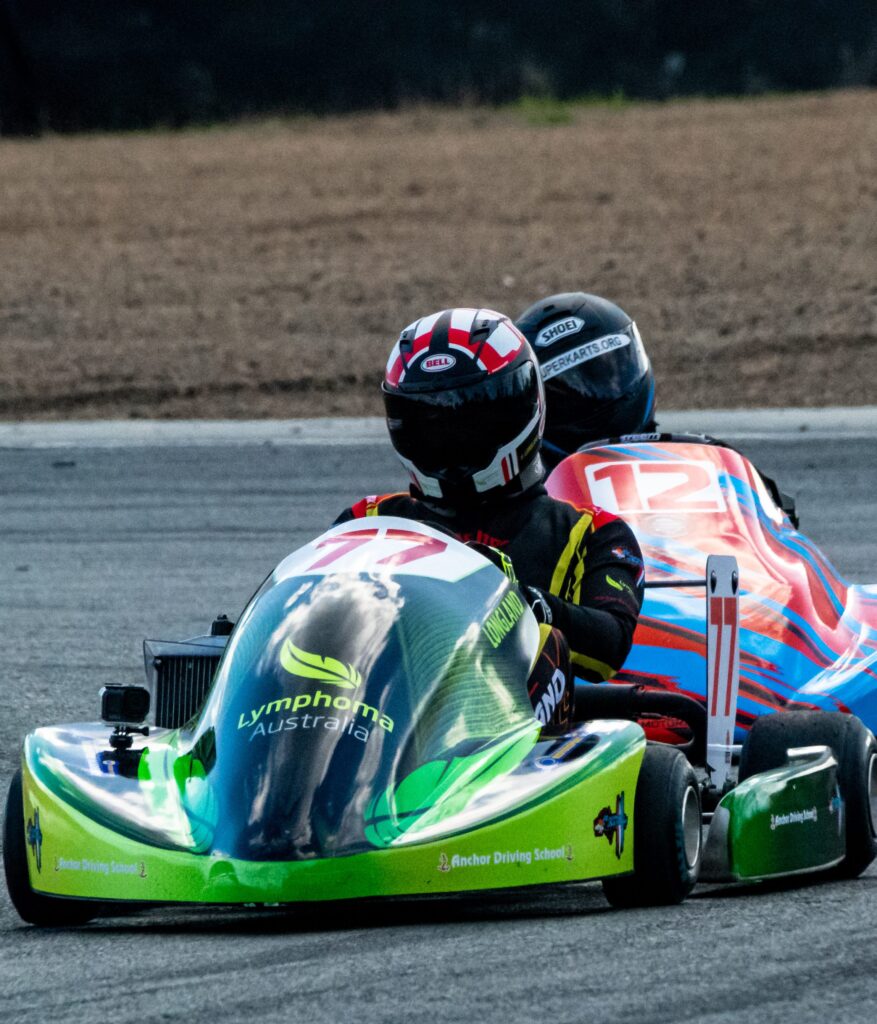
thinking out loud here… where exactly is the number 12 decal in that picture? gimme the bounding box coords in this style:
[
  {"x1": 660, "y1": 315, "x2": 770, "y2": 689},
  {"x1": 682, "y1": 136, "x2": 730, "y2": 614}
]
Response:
[{"x1": 585, "y1": 460, "x2": 727, "y2": 514}]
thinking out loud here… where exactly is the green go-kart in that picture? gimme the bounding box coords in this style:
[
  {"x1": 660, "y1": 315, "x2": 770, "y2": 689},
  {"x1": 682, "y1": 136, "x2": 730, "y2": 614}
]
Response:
[{"x1": 4, "y1": 517, "x2": 876, "y2": 925}]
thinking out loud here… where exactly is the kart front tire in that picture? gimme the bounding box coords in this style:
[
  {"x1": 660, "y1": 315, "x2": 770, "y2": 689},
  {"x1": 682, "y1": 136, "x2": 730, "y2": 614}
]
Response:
[
  {"x1": 602, "y1": 744, "x2": 702, "y2": 908},
  {"x1": 739, "y1": 711, "x2": 877, "y2": 879},
  {"x1": 3, "y1": 770, "x2": 96, "y2": 926}
]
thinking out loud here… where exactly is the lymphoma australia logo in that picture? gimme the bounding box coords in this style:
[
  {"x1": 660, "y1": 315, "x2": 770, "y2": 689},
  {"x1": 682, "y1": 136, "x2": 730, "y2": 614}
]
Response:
[
  {"x1": 237, "y1": 640, "x2": 394, "y2": 742},
  {"x1": 280, "y1": 639, "x2": 362, "y2": 688}
]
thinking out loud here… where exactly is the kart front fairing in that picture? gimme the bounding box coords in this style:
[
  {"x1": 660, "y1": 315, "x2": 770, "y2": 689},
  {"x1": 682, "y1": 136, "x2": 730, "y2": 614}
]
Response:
[
  {"x1": 191, "y1": 529, "x2": 547, "y2": 860},
  {"x1": 28, "y1": 520, "x2": 549, "y2": 863},
  {"x1": 21, "y1": 519, "x2": 645, "y2": 905}
]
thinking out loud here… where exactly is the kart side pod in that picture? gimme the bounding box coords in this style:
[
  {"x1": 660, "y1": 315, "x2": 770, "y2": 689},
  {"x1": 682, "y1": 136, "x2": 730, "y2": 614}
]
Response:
[
  {"x1": 659, "y1": 557, "x2": 848, "y2": 881},
  {"x1": 701, "y1": 744, "x2": 845, "y2": 882}
]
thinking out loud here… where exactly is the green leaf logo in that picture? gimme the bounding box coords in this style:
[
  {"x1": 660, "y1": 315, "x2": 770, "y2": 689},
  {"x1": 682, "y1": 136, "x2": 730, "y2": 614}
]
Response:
[{"x1": 280, "y1": 639, "x2": 362, "y2": 689}]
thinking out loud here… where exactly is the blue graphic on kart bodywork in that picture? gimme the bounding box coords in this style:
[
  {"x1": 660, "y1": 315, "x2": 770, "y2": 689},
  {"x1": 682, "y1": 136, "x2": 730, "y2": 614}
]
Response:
[
  {"x1": 26, "y1": 808, "x2": 43, "y2": 873},
  {"x1": 593, "y1": 793, "x2": 628, "y2": 858}
]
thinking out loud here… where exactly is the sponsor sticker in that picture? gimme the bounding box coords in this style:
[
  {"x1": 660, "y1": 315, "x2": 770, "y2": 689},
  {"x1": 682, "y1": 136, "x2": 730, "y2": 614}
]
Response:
[
  {"x1": 535, "y1": 668, "x2": 567, "y2": 726},
  {"x1": 238, "y1": 639, "x2": 396, "y2": 745},
  {"x1": 437, "y1": 845, "x2": 574, "y2": 871},
  {"x1": 619, "y1": 432, "x2": 662, "y2": 443},
  {"x1": 540, "y1": 333, "x2": 631, "y2": 380},
  {"x1": 239, "y1": 689, "x2": 395, "y2": 740},
  {"x1": 422, "y1": 354, "x2": 456, "y2": 373},
  {"x1": 828, "y1": 785, "x2": 843, "y2": 836},
  {"x1": 593, "y1": 793, "x2": 628, "y2": 858},
  {"x1": 770, "y1": 807, "x2": 818, "y2": 830},
  {"x1": 54, "y1": 856, "x2": 148, "y2": 878},
  {"x1": 280, "y1": 640, "x2": 361, "y2": 689},
  {"x1": 26, "y1": 808, "x2": 43, "y2": 873},
  {"x1": 482, "y1": 590, "x2": 526, "y2": 648},
  {"x1": 534, "y1": 316, "x2": 586, "y2": 348}
]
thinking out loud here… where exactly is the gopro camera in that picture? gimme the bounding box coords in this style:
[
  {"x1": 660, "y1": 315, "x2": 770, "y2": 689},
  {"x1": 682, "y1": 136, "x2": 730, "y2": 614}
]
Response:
[{"x1": 100, "y1": 685, "x2": 150, "y2": 726}]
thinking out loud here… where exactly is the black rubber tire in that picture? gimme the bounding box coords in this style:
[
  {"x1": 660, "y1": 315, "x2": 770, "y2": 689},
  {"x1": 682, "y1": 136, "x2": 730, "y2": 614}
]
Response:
[
  {"x1": 739, "y1": 711, "x2": 877, "y2": 879},
  {"x1": 602, "y1": 744, "x2": 702, "y2": 908},
  {"x1": 3, "y1": 770, "x2": 96, "y2": 926}
]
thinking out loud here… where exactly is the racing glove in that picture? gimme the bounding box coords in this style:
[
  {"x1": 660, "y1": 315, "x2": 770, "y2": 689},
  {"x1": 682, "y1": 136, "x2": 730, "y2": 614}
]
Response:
[
  {"x1": 524, "y1": 586, "x2": 554, "y2": 625},
  {"x1": 467, "y1": 542, "x2": 554, "y2": 624},
  {"x1": 466, "y1": 542, "x2": 518, "y2": 583},
  {"x1": 467, "y1": 542, "x2": 553, "y2": 625}
]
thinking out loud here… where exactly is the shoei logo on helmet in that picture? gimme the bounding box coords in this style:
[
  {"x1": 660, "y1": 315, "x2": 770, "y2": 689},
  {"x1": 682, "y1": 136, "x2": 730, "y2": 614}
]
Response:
[
  {"x1": 422, "y1": 354, "x2": 457, "y2": 373},
  {"x1": 534, "y1": 316, "x2": 586, "y2": 348}
]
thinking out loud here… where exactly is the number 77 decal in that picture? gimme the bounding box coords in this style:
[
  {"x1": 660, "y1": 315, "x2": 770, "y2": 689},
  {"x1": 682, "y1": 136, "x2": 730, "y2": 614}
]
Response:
[{"x1": 307, "y1": 528, "x2": 447, "y2": 571}]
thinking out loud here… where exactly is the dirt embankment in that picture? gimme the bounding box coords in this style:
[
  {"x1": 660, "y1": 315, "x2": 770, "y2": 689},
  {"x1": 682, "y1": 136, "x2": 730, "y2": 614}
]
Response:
[{"x1": 0, "y1": 90, "x2": 874, "y2": 420}]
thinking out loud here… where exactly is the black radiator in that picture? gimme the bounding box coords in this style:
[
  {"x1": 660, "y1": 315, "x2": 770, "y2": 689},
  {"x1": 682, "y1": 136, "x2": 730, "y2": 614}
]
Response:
[{"x1": 143, "y1": 633, "x2": 230, "y2": 729}]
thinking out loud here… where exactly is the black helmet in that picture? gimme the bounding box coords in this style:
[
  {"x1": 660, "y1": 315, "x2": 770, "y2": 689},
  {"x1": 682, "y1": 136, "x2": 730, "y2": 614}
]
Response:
[
  {"x1": 382, "y1": 308, "x2": 545, "y2": 508},
  {"x1": 515, "y1": 292, "x2": 655, "y2": 462}
]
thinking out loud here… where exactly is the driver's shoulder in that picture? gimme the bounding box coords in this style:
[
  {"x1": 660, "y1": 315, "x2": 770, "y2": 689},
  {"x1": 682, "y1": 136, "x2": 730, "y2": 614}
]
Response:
[
  {"x1": 336, "y1": 492, "x2": 412, "y2": 523},
  {"x1": 536, "y1": 488, "x2": 623, "y2": 537}
]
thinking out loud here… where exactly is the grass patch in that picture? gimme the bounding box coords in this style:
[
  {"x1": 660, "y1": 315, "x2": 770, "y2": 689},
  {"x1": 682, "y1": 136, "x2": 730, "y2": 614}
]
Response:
[{"x1": 509, "y1": 91, "x2": 631, "y2": 125}]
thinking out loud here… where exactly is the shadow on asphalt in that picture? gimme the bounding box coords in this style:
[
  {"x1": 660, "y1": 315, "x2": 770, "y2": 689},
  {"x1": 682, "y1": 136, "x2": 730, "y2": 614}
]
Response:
[
  {"x1": 692, "y1": 872, "x2": 876, "y2": 900},
  {"x1": 4, "y1": 873, "x2": 873, "y2": 934},
  {"x1": 7, "y1": 883, "x2": 616, "y2": 935}
]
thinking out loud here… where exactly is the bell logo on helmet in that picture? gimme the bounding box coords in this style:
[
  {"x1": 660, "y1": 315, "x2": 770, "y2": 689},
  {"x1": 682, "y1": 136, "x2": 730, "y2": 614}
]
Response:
[
  {"x1": 534, "y1": 316, "x2": 586, "y2": 348},
  {"x1": 422, "y1": 354, "x2": 457, "y2": 373}
]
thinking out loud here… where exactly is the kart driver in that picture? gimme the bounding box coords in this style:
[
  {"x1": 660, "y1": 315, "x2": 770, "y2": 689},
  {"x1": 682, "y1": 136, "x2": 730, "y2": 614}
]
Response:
[
  {"x1": 335, "y1": 308, "x2": 645, "y2": 732},
  {"x1": 515, "y1": 291, "x2": 798, "y2": 525},
  {"x1": 514, "y1": 292, "x2": 656, "y2": 470}
]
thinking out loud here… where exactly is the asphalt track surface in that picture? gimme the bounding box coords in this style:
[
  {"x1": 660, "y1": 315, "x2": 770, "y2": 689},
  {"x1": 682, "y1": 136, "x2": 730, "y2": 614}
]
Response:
[{"x1": 1, "y1": 415, "x2": 875, "y2": 1024}]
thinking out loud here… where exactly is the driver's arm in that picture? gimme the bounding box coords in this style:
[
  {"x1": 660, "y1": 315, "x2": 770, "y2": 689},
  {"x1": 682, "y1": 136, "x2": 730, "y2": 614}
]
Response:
[{"x1": 536, "y1": 517, "x2": 644, "y2": 683}]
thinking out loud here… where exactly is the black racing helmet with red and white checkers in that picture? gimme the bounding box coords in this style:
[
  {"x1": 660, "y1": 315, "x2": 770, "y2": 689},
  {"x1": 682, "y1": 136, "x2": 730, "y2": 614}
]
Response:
[
  {"x1": 382, "y1": 307, "x2": 546, "y2": 508},
  {"x1": 515, "y1": 292, "x2": 656, "y2": 463}
]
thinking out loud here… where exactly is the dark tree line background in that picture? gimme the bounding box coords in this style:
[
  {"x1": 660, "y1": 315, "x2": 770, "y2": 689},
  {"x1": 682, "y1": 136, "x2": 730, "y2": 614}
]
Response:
[{"x1": 2, "y1": 0, "x2": 876, "y2": 136}]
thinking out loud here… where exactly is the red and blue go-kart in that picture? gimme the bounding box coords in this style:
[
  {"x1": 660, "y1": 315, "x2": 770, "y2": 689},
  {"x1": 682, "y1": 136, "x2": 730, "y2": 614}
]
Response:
[{"x1": 546, "y1": 435, "x2": 877, "y2": 741}]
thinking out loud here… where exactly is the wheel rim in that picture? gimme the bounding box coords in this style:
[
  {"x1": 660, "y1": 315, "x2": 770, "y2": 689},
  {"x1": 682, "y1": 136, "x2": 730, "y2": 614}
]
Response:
[
  {"x1": 681, "y1": 785, "x2": 701, "y2": 868},
  {"x1": 867, "y1": 750, "x2": 877, "y2": 838}
]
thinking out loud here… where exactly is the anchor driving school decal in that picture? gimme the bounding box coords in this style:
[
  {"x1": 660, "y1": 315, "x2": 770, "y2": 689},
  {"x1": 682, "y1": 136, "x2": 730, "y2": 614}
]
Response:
[
  {"x1": 437, "y1": 845, "x2": 574, "y2": 871},
  {"x1": 593, "y1": 793, "x2": 628, "y2": 859},
  {"x1": 26, "y1": 807, "x2": 43, "y2": 872}
]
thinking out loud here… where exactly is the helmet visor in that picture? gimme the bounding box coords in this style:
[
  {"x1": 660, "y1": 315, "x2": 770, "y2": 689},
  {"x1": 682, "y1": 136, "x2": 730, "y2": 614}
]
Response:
[{"x1": 384, "y1": 362, "x2": 540, "y2": 476}]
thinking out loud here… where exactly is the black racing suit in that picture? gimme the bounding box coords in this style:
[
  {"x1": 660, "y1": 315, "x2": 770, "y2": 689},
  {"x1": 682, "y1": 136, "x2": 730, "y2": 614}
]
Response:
[{"x1": 335, "y1": 485, "x2": 645, "y2": 684}]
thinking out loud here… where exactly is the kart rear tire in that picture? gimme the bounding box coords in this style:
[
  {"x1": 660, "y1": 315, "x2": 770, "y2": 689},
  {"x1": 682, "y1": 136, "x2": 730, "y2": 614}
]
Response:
[
  {"x1": 3, "y1": 770, "x2": 96, "y2": 926},
  {"x1": 602, "y1": 745, "x2": 702, "y2": 908},
  {"x1": 739, "y1": 711, "x2": 877, "y2": 879}
]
